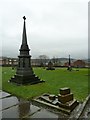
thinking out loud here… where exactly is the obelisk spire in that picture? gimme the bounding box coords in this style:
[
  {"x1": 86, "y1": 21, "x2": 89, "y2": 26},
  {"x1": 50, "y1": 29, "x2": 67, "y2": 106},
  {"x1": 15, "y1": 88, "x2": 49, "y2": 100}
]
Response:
[
  {"x1": 22, "y1": 16, "x2": 27, "y2": 45},
  {"x1": 68, "y1": 55, "x2": 71, "y2": 66},
  {"x1": 67, "y1": 54, "x2": 72, "y2": 71},
  {"x1": 20, "y1": 16, "x2": 29, "y2": 51}
]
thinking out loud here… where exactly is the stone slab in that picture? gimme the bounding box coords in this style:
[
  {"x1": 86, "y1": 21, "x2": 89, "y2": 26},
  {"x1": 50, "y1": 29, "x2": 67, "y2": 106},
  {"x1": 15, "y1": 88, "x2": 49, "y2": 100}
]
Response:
[
  {"x1": 2, "y1": 96, "x2": 18, "y2": 110},
  {"x1": 39, "y1": 94, "x2": 58, "y2": 105},
  {"x1": 0, "y1": 99, "x2": 2, "y2": 111},
  {"x1": 33, "y1": 99, "x2": 71, "y2": 115},
  {"x1": 30, "y1": 109, "x2": 58, "y2": 118},
  {"x1": 2, "y1": 105, "x2": 19, "y2": 118},
  {"x1": 0, "y1": 111, "x2": 2, "y2": 120},
  {"x1": 18, "y1": 101, "x2": 41, "y2": 118},
  {"x1": 2, "y1": 102, "x2": 41, "y2": 118},
  {"x1": 0, "y1": 92, "x2": 2, "y2": 99},
  {"x1": 0, "y1": 91, "x2": 11, "y2": 99}
]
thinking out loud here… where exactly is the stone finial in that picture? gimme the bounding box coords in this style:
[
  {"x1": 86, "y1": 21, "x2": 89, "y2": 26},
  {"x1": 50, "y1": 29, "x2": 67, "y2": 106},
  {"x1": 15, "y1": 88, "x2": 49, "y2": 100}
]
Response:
[{"x1": 23, "y1": 16, "x2": 26, "y2": 20}]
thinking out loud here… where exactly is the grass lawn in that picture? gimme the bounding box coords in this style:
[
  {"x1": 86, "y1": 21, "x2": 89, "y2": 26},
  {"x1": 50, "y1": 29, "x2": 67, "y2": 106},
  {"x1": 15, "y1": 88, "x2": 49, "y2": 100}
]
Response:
[{"x1": 2, "y1": 67, "x2": 88, "y2": 102}]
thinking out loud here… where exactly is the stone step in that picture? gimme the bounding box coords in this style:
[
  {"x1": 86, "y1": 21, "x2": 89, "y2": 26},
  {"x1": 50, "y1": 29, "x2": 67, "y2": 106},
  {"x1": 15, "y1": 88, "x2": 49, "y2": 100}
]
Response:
[
  {"x1": 58, "y1": 99, "x2": 79, "y2": 111},
  {"x1": 58, "y1": 93, "x2": 73, "y2": 104}
]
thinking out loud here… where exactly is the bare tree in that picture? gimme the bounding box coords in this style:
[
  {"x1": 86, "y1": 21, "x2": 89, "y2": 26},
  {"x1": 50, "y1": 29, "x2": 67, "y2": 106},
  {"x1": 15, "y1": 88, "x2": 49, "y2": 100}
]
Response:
[{"x1": 38, "y1": 55, "x2": 49, "y2": 67}]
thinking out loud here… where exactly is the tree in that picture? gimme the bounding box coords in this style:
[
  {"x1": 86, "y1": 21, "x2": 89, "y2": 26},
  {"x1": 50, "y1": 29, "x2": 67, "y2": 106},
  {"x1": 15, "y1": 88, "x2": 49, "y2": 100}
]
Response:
[{"x1": 38, "y1": 55, "x2": 49, "y2": 67}]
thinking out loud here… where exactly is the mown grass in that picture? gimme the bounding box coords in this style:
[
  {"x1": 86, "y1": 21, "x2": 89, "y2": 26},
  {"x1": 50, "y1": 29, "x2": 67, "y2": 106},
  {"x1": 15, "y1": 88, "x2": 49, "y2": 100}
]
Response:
[{"x1": 2, "y1": 67, "x2": 88, "y2": 101}]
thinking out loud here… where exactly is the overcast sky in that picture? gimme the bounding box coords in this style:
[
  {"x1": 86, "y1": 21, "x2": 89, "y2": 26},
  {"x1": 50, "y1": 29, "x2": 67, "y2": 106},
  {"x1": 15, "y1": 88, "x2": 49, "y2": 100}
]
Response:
[{"x1": 0, "y1": 0, "x2": 88, "y2": 59}]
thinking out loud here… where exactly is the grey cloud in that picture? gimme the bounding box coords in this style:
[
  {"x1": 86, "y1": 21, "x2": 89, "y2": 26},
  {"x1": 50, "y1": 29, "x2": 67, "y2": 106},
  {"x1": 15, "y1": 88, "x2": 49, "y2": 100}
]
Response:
[{"x1": 1, "y1": 0, "x2": 88, "y2": 59}]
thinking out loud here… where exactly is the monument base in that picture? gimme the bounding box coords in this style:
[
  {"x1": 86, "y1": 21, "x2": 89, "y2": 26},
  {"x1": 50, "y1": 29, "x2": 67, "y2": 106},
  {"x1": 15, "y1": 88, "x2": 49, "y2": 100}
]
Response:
[
  {"x1": 33, "y1": 93, "x2": 79, "y2": 115},
  {"x1": 67, "y1": 66, "x2": 72, "y2": 71},
  {"x1": 9, "y1": 74, "x2": 45, "y2": 85},
  {"x1": 46, "y1": 67, "x2": 55, "y2": 70},
  {"x1": 58, "y1": 99, "x2": 79, "y2": 111}
]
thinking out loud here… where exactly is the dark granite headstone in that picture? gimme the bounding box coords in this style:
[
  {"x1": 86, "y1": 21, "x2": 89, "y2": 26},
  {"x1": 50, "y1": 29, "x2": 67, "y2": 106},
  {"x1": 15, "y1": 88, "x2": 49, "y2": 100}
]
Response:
[
  {"x1": 9, "y1": 16, "x2": 45, "y2": 85},
  {"x1": 46, "y1": 61, "x2": 55, "y2": 70}
]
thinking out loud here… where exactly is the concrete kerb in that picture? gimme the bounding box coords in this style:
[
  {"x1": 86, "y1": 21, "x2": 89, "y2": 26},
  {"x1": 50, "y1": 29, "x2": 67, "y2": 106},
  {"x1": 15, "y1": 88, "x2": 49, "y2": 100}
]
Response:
[{"x1": 68, "y1": 94, "x2": 90, "y2": 120}]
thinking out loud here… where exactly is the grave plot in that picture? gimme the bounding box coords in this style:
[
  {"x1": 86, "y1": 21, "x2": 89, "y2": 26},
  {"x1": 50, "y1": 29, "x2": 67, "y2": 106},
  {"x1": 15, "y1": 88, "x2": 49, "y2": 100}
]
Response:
[{"x1": 32, "y1": 88, "x2": 79, "y2": 115}]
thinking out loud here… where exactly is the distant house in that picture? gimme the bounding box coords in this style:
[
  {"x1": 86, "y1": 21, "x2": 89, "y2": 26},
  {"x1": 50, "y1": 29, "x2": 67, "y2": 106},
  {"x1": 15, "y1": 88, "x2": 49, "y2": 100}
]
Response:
[
  {"x1": 0, "y1": 57, "x2": 8, "y2": 66},
  {"x1": 1, "y1": 57, "x2": 18, "y2": 66},
  {"x1": 73, "y1": 60, "x2": 85, "y2": 68},
  {"x1": 64, "y1": 62, "x2": 69, "y2": 67},
  {"x1": 64, "y1": 62, "x2": 73, "y2": 67}
]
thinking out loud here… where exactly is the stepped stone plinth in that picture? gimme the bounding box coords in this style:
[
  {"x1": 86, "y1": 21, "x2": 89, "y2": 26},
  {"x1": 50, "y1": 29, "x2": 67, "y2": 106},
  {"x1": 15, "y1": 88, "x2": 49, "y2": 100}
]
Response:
[
  {"x1": 58, "y1": 87, "x2": 79, "y2": 111},
  {"x1": 33, "y1": 88, "x2": 79, "y2": 114}
]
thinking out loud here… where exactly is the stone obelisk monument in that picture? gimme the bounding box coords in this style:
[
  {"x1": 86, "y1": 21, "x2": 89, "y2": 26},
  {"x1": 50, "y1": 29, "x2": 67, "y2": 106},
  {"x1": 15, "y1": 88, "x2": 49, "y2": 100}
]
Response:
[
  {"x1": 67, "y1": 55, "x2": 72, "y2": 71},
  {"x1": 10, "y1": 16, "x2": 44, "y2": 85}
]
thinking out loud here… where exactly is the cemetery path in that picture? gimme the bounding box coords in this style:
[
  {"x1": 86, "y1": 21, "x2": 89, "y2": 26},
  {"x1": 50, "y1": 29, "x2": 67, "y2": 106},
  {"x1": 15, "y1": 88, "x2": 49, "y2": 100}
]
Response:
[{"x1": 0, "y1": 91, "x2": 65, "y2": 119}]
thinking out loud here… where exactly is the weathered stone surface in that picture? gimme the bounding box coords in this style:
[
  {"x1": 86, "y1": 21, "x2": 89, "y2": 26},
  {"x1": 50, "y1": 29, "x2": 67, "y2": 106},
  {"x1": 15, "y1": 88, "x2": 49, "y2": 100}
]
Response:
[
  {"x1": 0, "y1": 91, "x2": 11, "y2": 99},
  {"x1": 60, "y1": 87, "x2": 70, "y2": 95},
  {"x1": 58, "y1": 99, "x2": 79, "y2": 111},
  {"x1": 49, "y1": 95, "x2": 56, "y2": 100},
  {"x1": 1, "y1": 91, "x2": 89, "y2": 119},
  {"x1": 33, "y1": 88, "x2": 79, "y2": 115},
  {"x1": 58, "y1": 93, "x2": 73, "y2": 104},
  {"x1": 2, "y1": 96, "x2": 18, "y2": 110},
  {"x1": 10, "y1": 74, "x2": 44, "y2": 85}
]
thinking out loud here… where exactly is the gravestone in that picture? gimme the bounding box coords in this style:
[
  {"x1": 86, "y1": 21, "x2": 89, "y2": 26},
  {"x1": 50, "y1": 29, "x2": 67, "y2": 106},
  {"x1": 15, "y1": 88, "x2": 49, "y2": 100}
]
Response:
[
  {"x1": 46, "y1": 61, "x2": 55, "y2": 70},
  {"x1": 9, "y1": 16, "x2": 45, "y2": 85}
]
